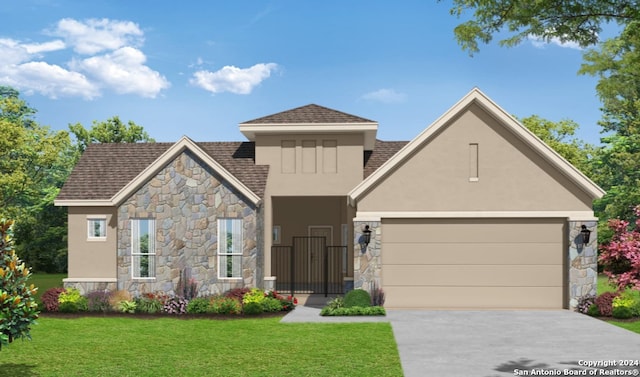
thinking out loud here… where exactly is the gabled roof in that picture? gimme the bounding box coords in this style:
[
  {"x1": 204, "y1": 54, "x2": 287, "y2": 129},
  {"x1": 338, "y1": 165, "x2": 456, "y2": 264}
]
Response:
[
  {"x1": 239, "y1": 104, "x2": 379, "y2": 150},
  {"x1": 241, "y1": 104, "x2": 375, "y2": 124},
  {"x1": 55, "y1": 137, "x2": 267, "y2": 206},
  {"x1": 349, "y1": 88, "x2": 606, "y2": 202}
]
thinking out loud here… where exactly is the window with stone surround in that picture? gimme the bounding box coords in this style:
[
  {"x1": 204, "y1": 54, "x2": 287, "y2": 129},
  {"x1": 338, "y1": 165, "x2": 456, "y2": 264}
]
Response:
[
  {"x1": 132, "y1": 218, "x2": 155, "y2": 279},
  {"x1": 87, "y1": 217, "x2": 106, "y2": 240},
  {"x1": 218, "y1": 218, "x2": 243, "y2": 279}
]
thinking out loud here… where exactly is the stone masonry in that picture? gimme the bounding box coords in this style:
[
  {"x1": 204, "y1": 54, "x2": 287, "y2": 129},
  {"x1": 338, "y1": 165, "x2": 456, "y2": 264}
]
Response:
[
  {"x1": 117, "y1": 151, "x2": 262, "y2": 297},
  {"x1": 568, "y1": 221, "x2": 598, "y2": 310},
  {"x1": 353, "y1": 221, "x2": 381, "y2": 292}
]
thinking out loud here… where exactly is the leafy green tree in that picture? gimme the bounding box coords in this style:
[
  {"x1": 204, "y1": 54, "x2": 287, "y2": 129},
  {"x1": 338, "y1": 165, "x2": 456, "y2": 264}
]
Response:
[
  {"x1": 519, "y1": 115, "x2": 595, "y2": 175},
  {"x1": 447, "y1": 0, "x2": 639, "y2": 54},
  {"x1": 0, "y1": 219, "x2": 39, "y2": 350},
  {"x1": 69, "y1": 116, "x2": 155, "y2": 154}
]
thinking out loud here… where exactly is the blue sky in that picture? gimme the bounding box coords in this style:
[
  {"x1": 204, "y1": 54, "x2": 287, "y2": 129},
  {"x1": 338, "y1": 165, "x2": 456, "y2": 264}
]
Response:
[{"x1": 1, "y1": 1, "x2": 612, "y2": 145}]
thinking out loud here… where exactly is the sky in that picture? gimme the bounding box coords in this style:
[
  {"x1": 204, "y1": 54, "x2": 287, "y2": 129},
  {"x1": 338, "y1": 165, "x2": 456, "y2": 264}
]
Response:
[{"x1": 0, "y1": 1, "x2": 616, "y2": 145}]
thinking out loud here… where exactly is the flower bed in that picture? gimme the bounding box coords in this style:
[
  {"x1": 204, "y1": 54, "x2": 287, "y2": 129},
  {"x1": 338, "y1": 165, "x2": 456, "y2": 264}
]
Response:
[{"x1": 39, "y1": 287, "x2": 297, "y2": 318}]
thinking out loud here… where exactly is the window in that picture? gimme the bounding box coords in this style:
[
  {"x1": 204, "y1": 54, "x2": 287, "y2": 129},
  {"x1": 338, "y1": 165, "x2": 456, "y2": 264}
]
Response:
[
  {"x1": 218, "y1": 219, "x2": 243, "y2": 279},
  {"x1": 87, "y1": 218, "x2": 106, "y2": 240},
  {"x1": 132, "y1": 219, "x2": 155, "y2": 279}
]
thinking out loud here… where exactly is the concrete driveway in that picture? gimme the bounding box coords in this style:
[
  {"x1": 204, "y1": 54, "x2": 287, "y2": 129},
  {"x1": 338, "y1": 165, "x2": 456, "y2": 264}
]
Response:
[{"x1": 387, "y1": 310, "x2": 640, "y2": 377}]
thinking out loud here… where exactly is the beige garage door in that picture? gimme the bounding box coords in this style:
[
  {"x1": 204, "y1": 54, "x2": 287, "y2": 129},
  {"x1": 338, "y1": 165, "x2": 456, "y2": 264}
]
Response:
[{"x1": 381, "y1": 218, "x2": 566, "y2": 309}]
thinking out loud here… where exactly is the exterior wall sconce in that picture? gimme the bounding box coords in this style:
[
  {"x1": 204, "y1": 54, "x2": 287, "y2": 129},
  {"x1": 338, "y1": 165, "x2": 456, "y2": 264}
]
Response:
[
  {"x1": 360, "y1": 225, "x2": 372, "y2": 254},
  {"x1": 580, "y1": 225, "x2": 591, "y2": 245}
]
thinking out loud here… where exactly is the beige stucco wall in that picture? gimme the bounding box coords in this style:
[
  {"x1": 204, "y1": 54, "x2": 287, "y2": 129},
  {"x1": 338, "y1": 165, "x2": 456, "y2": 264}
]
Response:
[
  {"x1": 67, "y1": 206, "x2": 118, "y2": 279},
  {"x1": 358, "y1": 103, "x2": 594, "y2": 212},
  {"x1": 254, "y1": 133, "x2": 364, "y2": 196}
]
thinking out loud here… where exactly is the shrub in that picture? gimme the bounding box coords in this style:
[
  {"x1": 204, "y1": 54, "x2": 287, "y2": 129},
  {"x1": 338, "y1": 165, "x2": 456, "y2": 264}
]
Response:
[
  {"x1": 162, "y1": 297, "x2": 188, "y2": 315},
  {"x1": 612, "y1": 306, "x2": 633, "y2": 319},
  {"x1": 109, "y1": 290, "x2": 133, "y2": 311},
  {"x1": 344, "y1": 289, "x2": 372, "y2": 308},
  {"x1": 370, "y1": 281, "x2": 385, "y2": 307},
  {"x1": 136, "y1": 293, "x2": 167, "y2": 314},
  {"x1": 575, "y1": 294, "x2": 596, "y2": 314},
  {"x1": 224, "y1": 287, "x2": 251, "y2": 301},
  {"x1": 243, "y1": 301, "x2": 263, "y2": 315},
  {"x1": 325, "y1": 296, "x2": 344, "y2": 310},
  {"x1": 87, "y1": 290, "x2": 112, "y2": 312},
  {"x1": 587, "y1": 304, "x2": 601, "y2": 317},
  {"x1": 186, "y1": 297, "x2": 210, "y2": 314},
  {"x1": 210, "y1": 297, "x2": 241, "y2": 315},
  {"x1": 58, "y1": 288, "x2": 88, "y2": 312},
  {"x1": 595, "y1": 292, "x2": 619, "y2": 316},
  {"x1": 58, "y1": 301, "x2": 79, "y2": 313},
  {"x1": 119, "y1": 300, "x2": 137, "y2": 314},
  {"x1": 279, "y1": 295, "x2": 297, "y2": 311},
  {"x1": 320, "y1": 306, "x2": 386, "y2": 316},
  {"x1": 262, "y1": 297, "x2": 283, "y2": 312},
  {"x1": 40, "y1": 287, "x2": 65, "y2": 312},
  {"x1": 242, "y1": 288, "x2": 266, "y2": 307},
  {"x1": 598, "y1": 205, "x2": 640, "y2": 292}
]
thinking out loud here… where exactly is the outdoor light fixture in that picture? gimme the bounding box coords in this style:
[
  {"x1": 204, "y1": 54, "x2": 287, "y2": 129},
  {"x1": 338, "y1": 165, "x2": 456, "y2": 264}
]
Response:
[
  {"x1": 580, "y1": 225, "x2": 591, "y2": 245},
  {"x1": 360, "y1": 225, "x2": 372, "y2": 253}
]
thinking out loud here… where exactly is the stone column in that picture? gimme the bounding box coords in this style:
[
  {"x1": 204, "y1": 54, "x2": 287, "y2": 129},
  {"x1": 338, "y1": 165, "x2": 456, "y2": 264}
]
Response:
[
  {"x1": 568, "y1": 221, "x2": 598, "y2": 310},
  {"x1": 353, "y1": 221, "x2": 381, "y2": 292}
]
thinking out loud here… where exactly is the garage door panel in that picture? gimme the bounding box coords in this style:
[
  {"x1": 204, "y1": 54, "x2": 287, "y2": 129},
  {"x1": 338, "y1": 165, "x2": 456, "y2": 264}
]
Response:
[
  {"x1": 382, "y1": 242, "x2": 562, "y2": 265},
  {"x1": 382, "y1": 265, "x2": 562, "y2": 287},
  {"x1": 384, "y1": 286, "x2": 562, "y2": 309},
  {"x1": 383, "y1": 219, "x2": 563, "y2": 244}
]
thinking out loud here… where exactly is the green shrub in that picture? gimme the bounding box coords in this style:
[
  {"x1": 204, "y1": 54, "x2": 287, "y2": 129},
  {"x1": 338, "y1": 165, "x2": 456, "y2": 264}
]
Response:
[
  {"x1": 587, "y1": 304, "x2": 601, "y2": 317},
  {"x1": 344, "y1": 289, "x2": 371, "y2": 308},
  {"x1": 325, "y1": 296, "x2": 344, "y2": 310},
  {"x1": 58, "y1": 301, "x2": 79, "y2": 313},
  {"x1": 186, "y1": 297, "x2": 210, "y2": 314},
  {"x1": 58, "y1": 288, "x2": 88, "y2": 311},
  {"x1": 242, "y1": 288, "x2": 266, "y2": 306},
  {"x1": 210, "y1": 297, "x2": 241, "y2": 315},
  {"x1": 119, "y1": 300, "x2": 137, "y2": 314},
  {"x1": 612, "y1": 306, "x2": 633, "y2": 319},
  {"x1": 320, "y1": 306, "x2": 386, "y2": 316},
  {"x1": 243, "y1": 301, "x2": 263, "y2": 315},
  {"x1": 262, "y1": 297, "x2": 283, "y2": 312}
]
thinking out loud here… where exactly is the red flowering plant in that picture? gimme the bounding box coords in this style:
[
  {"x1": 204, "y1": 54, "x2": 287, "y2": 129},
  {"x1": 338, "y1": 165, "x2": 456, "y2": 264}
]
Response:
[
  {"x1": 264, "y1": 290, "x2": 297, "y2": 311},
  {"x1": 599, "y1": 205, "x2": 640, "y2": 292}
]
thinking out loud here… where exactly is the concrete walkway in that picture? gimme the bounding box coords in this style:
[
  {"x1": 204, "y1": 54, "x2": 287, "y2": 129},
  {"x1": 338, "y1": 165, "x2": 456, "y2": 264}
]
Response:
[{"x1": 282, "y1": 307, "x2": 640, "y2": 377}]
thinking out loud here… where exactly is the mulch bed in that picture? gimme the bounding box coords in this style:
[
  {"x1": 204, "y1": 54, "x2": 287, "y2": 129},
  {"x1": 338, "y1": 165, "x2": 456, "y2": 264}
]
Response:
[{"x1": 39, "y1": 311, "x2": 289, "y2": 320}]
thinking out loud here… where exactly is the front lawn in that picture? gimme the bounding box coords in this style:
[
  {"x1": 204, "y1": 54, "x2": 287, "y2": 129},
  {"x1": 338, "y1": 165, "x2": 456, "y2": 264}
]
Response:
[{"x1": 1, "y1": 316, "x2": 403, "y2": 376}]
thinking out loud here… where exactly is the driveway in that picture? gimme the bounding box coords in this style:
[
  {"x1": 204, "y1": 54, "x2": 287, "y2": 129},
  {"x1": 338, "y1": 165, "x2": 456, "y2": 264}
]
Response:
[
  {"x1": 282, "y1": 308, "x2": 640, "y2": 376},
  {"x1": 387, "y1": 310, "x2": 640, "y2": 377}
]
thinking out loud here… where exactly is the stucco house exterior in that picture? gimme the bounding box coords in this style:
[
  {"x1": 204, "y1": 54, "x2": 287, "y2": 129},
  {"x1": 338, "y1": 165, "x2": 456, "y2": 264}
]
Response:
[{"x1": 54, "y1": 88, "x2": 605, "y2": 309}]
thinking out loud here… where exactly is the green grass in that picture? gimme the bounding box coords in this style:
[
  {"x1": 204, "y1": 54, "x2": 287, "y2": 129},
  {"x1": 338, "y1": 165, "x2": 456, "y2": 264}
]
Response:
[
  {"x1": 28, "y1": 273, "x2": 66, "y2": 302},
  {"x1": 0, "y1": 316, "x2": 403, "y2": 376}
]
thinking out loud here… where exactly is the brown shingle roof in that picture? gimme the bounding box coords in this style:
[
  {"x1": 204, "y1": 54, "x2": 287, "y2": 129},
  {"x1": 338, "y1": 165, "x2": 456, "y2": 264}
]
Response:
[
  {"x1": 241, "y1": 104, "x2": 375, "y2": 124},
  {"x1": 364, "y1": 140, "x2": 409, "y2": 178},
  {"x1": 56, "y1": 142, "x2": 268, "y2": 201}
]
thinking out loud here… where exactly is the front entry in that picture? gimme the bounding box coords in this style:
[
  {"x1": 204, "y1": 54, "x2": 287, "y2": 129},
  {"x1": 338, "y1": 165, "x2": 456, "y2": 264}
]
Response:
[{"x1": 272, "y1": 234, "x2": 345, "y2": 296}]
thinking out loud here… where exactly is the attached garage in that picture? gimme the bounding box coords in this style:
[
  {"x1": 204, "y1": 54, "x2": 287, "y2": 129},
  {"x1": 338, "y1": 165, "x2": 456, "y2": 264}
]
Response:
[{"x1": 381, "y1": 218, "x2": 566, "y2": 309}]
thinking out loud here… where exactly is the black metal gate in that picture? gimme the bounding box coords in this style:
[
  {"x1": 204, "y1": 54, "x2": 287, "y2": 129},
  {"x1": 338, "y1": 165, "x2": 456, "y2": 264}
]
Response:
[{"x1": 272, "y1": 236, "x2": 345, "y2": 296}]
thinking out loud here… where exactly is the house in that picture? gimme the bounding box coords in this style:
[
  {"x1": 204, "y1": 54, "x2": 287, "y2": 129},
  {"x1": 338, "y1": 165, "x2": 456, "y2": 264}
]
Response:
[{"x1": 54, "y1": 88, "x2": 605, "y2": 309}]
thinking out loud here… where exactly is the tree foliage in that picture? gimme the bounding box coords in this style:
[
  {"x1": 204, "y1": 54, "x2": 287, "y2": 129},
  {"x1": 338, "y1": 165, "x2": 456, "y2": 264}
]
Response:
[
  {"x1": 69, "y1": 116, "x2": 155, "y2": 154},
  {"x1": 0, "y1": 219, "x2": 39, "y2": 350},
  {"x1": 599, "y1": 205, "x2": 640, "y2": 291},
  {"x1": 448, "y1": 0, "x2": 639, "y2": 54},
  {"x1": 519, "y1": 115, "x2": 595, "y2": 174}
]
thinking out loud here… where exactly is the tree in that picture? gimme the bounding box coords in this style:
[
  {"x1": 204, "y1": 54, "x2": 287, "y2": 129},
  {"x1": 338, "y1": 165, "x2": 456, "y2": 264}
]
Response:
[
  {"x1": 519, "y1": 115, "x2": 595, "y2": 175},
  {"x1": 448, "y1": 0, "x2": 639, "y2": 54},
  {"x1": 0, "y1": 219, "x2": 39, "y2": 350},
  {"x1": 69, "y1": 116, "x2": 155, "y2": 154},
  {"x1": 598, "y1": 205, "x2": 640, "y2": 291}
]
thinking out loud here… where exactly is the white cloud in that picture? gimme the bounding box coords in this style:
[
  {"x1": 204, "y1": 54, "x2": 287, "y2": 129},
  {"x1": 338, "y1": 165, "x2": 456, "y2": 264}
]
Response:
[
  {"x1": 50, "y1": 18, "x2": 143, "y2": 55},
  {"x1": 0, "y1": 18, "x2": 168, "y2": 99},
  {"x1": 361, "y1": 88, "x2": 407, "y2": 104},
  {"x1": 528, "y1": 35, "x2": 582, "y2": 50},
  {"x1": 70, "y1": 47, "x2": 170, "y2": 98},
  {"x1": 190, "y1": 63, "x2": 278, "y2": 94}
]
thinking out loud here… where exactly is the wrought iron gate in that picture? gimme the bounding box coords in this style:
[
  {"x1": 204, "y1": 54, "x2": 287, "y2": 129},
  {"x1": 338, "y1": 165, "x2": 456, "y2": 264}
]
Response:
[{"x1": 272, "y1": 236, "x2": 345, "y2": 296}]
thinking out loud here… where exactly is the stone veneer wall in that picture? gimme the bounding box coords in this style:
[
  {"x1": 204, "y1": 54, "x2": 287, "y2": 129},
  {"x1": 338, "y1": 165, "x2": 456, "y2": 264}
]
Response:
[
  {"x1": 353, "y1": 221, "x2": 381, "y2": 292},
  {"x1": 568, "y1": 221, "x2": 598, "y2": 310},
  {"x1": 117, "y1": 150, "x2": 262, "y2": 297}
]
